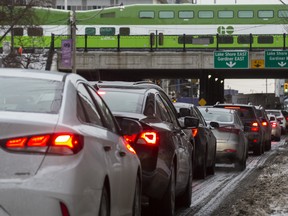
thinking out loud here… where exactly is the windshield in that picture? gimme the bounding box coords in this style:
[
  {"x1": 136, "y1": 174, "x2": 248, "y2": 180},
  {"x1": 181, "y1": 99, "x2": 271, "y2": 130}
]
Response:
[{"x1": 0, "y1": 77, "x2": 63, "y2": 113}]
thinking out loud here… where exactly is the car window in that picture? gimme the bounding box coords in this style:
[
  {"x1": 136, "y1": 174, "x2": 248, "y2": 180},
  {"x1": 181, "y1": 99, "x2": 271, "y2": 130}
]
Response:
[
  {"x1": 0, "y1": 76, "x2": 63, "y2": 113},
  {"x1": 87, "y1": 86, "x2": 118, "y2": 133},
  {"x1": 77, "y1": 83, "x2": 103, "y2": 126},
  {"x1": 144, "y1": 92, "x2": 155, "y2": 117},
  {"x1": 155, "y1": 95, "x2": 172, "y2": 122}
]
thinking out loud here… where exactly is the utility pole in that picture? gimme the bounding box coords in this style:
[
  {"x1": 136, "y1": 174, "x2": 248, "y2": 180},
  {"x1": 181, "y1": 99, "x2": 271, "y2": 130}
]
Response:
[{"x1": 71, "y1": 10, "x2": 77, "y2": 73}]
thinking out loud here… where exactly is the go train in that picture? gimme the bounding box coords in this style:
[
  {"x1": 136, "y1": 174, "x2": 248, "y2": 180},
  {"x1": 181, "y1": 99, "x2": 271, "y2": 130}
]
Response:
[{"x1": 2, "y1": 4, "x2": 288, "y2": 51}]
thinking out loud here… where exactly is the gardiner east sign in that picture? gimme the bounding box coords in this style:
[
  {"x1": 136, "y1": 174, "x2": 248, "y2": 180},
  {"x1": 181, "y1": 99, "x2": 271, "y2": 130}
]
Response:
[
  {"x1": 214, "y1": 51, "x2": 249, "y2": 69},
  {"x1": 265, "y1": 50, "x2": 288, "y2": 68}
]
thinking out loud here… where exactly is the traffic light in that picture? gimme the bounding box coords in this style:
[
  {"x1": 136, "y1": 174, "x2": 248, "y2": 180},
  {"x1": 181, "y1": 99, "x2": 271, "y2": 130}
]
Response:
[{"x1": 284, "y1": 83, "x2": 288, "y2": 93}]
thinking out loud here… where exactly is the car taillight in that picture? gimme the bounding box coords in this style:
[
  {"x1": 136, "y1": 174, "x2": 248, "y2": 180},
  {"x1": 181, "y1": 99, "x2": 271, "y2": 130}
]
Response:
[
  {"x1": 97, "y1": 90, "x2": 106, "y2": 95},
  {"x1": 60, "y1": 202, "x2": 70, "y2": 216},
  {"x1": 3, "y1": 133, "x2": 83, "y2": 155},
  {"x1": 251, "y1": 122, "x2": 259, "y2": 132},
  {"x1": 261, "y1": 121, "x2": 268, "y2": 127},
  {"x1": 192, "y1": 128, "x2": 198, "y2": 137},
  {"x1": 286, "y1": 116, "x2": 288, "y2": 121},
  {"x1": 271, "y1": 122, "x2": 277, "y2": 128},
  {"x1": 124, "y1": 131, "x2": 159, "y2": 145}
]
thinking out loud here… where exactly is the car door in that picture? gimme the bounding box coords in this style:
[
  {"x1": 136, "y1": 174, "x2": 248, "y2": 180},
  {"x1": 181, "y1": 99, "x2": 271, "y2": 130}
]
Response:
[
  {"x1": 157, "y1": 93, "x2": 190, "y2": 191},
  {"x1": 77, "y1": 83, "x2": 135, "y2": 215},
  {"x1": 195, "y1": 107, "x2": 216, "y2": 167}
]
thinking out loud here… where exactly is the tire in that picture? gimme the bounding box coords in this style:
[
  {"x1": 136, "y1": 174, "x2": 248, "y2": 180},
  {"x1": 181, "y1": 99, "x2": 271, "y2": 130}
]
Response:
[
  {"x1": 195, "y1": 147, "x2": 207, "y2": 179},
  {"x1": 158, "y1": 164, "x2": 176, "y2": 216},
  {"x1": 99, "y1": 186, "x2": 110, "y2": 216},
  {"x1": 253, "y1": 142, "x2": 262, "y2": 156},
  {"x1": 132, "y1": 175, "x2": 142, "y2": 216},
  {"x1": 177, "y1": 166, "x2": 192, "y2": 208},
  {"x1": 235, "y1": 157, "x2": 246, "y2": 171},
  {"x1": 265, "y1": 140, "x2": 271, "y2": 151},
  {"x1": 207, "y1": 144, "x2": 216, "y2": 176}
]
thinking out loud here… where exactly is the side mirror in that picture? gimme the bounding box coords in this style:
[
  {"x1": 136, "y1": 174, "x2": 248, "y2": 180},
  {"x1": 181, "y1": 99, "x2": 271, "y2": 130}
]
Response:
[
  {"x1": 183, "y1": 116, "x2": 199, "y2": 128},
  {"x1": 117, "y1": 118, "x2": 142, "y2": 136},
  {"x1": 179, "y1": 107, "x2": 190, "y2": 117},
  {"x1": 210, "y1": 121, "x2": 219, "y2": 128}
]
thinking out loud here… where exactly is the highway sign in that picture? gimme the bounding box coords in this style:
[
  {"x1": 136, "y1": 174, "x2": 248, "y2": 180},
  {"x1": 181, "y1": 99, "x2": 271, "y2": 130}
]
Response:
[
  {"x1": 265, "y1": 50, "x2": 288, "y2": 68},
  {"x1": 214, "y1": 51, "x2": 249, "y2": 69}
]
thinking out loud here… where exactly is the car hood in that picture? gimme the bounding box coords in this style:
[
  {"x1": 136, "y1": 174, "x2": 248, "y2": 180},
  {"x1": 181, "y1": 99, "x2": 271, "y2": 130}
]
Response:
[{"x1": 0, "y1": 112, "x2": 59, "y2": 179}]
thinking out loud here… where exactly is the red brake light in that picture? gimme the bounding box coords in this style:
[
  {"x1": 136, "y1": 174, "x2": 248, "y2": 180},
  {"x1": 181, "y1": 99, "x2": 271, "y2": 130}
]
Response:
[
  {"x1": 6, "y1": 137, "x2": 27, "y2": 148},
  {"x1": 192, "y1": 128, "x2": 198, "y2": 137},
  {"x1": 4, "y1": 134, "x2": 83, "y2": 155},
  {"x1": 271, "y1": 122, "x2": 277, "y2": 128},
  {"x1": 251, "y1": 122, "x2": 259, "y2": 132},
  {"x1": 140, "y1": 132, "x2": 158, "y2": 144}
]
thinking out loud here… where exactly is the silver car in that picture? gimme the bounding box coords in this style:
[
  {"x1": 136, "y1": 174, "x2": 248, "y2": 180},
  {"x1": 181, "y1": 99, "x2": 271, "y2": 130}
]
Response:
[
  {"x1": 199, "y1": 107, "x2": 248, "y2": 171},
  {"x1": 268, "y1": 114, "x2": 281, "y2": 141},
  {"x1": 0, "y1": 69, "x2": 142, "y2": 216}
]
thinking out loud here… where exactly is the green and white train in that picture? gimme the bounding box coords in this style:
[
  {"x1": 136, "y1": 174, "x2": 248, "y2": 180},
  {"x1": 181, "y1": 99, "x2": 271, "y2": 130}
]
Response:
[{"x1": 2, "y1": 4, "x2": 288, "y2": 50}]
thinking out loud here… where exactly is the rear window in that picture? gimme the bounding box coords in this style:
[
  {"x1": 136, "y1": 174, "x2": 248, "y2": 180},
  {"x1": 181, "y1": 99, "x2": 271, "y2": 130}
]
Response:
[
  {"x1": 99, "y1": 90, "x2": 144, "y2": 113},
  {"x1": 0, "y1": 77, "x2": 63, "y2": 113},
  {"x1": 215, "y1": 105, "x2": 255, "y2": 121},
  {"x1": 199, "y1": 109, "x2": 233, "y2": 122}
]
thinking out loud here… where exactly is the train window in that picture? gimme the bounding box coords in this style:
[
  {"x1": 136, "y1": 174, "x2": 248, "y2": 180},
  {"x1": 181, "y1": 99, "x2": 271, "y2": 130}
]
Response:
[
  {"x1": 119, "y1": 27, "x2": 130, "y2": 36},
  {"x1": 258, "y1": 36, "x2": 273, "y2": 44},
  {"x1": 278, "y1": 10, "x2": 288, "y2": 18},
  {"x1": 238, "y1": 35, "x2": 253, "y2": 44},
  {"x1": 218, "y1": 35, "x2": 233, "y2": 44},
  {"x1": 139, "y1": 11, "x2": 155, "y2": 19},
  {"x1": 159, "y1": 11, "x2": 174, "y2": 19},
  {"x1": 198, "y1": 11, "x2": 214, "y2": 19},
  {"x1": 100, "y1": 12, "x2": 115, "y2": 18},
  {"x1": 192, "y1": 37, "x2": 213, "y2": 44},
  {"x1": 12, "y1": 28, "x2": 23, "y2": 36},
  {"x1": 258, "y1": 10, "x2": 274, "y2": 18},
  {"x1": 27, "y1": 27, "x2": 43, "y2": 36},
  {"x1": 85, "y1": 27, "x2": 96, "y2": 36},
  {"x1": 179, "y1": 11, "x2": 194, "y2": 19},
  {"x1": 100, "y1": 27, "x2": 115, "y2": 36},
  {"x1": 238, "y1": 10, "x2": 253, "y2": 18},
  {"x1": 178, "y1": 35, "x2": 193, "y2": 44},
  {"x1": 218, "y1": 10, "x2": 234, "y2": 18}
]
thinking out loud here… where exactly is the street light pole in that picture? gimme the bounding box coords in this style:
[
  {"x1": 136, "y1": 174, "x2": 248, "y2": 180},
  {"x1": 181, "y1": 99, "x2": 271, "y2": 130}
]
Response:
[{"x1": 71, "y1": 10, "x2": 76, "y2": 73}]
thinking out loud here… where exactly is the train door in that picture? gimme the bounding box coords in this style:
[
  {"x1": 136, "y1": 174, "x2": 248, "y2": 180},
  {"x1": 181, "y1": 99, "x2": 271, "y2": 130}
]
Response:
[{"x1": 148, "y1": 30, "x2": 164, "y2": 49}]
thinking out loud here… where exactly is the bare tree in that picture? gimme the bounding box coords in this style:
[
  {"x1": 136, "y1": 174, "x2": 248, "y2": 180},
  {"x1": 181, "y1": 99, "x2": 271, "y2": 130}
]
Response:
[{"x1": 0, "y1": 0, "x2": 53, "y2": 68}]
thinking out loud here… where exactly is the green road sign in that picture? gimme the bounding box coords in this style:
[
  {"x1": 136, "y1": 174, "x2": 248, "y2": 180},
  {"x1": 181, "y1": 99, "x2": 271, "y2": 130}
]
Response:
[
  {"x1": 214, "y1": 51, "x2": 249, "y2": 69},
  {"x1": 265, "y1": 50, "x2": 288, "y2": 68}
]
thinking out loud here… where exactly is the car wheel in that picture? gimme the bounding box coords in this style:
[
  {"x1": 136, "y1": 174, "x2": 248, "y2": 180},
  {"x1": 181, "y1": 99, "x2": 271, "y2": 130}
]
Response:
[
  {"x1": 132, "y1": 175, "x2": 141, "y2": 216},
  {"x1": 253, "y1": 142, "x2": 262, "y2": 156},
  {"x1": 158, "y1": 164, "x2": 176, "y2": 216},
  {"x1": 207, "y1": 145, "x2": 216, "y2": 176},
  {"x1": 265, "y1": 140, "x2": 271, "y2": 151},
  {"x1": 177, "y1": 166, "x2": 192, "y2": 208},
  {"x1": 235, "y1": 157, "x2": 246, "y2": 171},
  {"x1": 195, "y1": 147, "x2": 207, "y2": 179},
  {"x1": 99, "y1": 186, "x2": 110, "y2": 216}
]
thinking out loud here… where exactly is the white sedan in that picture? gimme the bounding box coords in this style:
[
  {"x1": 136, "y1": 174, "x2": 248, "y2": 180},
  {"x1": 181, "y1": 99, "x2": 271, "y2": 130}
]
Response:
[{"x1": 0, "y1": 69, "x2": 142, "y2": 216}]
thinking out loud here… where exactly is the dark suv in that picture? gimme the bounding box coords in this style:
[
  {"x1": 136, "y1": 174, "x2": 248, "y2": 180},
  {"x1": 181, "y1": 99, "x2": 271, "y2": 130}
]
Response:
[
  {"x1": 255, "y1": 105, "x2": 272, "y2": 151},
  {"x1": 92, "y1": 81, "x2": 198, "y2": 216},
  {"x1": 214, "y1": 103, "x2": 265, "y2": 155}
]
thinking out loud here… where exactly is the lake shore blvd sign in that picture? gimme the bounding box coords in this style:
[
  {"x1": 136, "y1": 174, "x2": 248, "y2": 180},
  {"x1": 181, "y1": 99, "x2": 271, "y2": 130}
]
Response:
[
  {"x1": 265, "y1": 50, "x2": 288, "y2": 68},
  {"x1": 214, "y1": 50, "x2": 249, "y2": 69}
]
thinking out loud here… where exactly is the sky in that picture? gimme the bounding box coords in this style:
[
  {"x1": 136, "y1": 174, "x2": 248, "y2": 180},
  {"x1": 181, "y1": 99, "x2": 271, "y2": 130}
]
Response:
[{"x1": 198, "y1": 0, "x2": 285, "y2": 94}]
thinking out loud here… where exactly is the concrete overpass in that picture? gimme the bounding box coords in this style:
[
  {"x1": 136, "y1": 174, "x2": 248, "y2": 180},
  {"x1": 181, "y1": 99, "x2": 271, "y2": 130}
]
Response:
[{"x1": 57, "y1": 50, "x2": 288, "y2": 105}]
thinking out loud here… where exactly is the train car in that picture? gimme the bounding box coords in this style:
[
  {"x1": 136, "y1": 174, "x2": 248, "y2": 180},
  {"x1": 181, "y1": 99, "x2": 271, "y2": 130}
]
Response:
[{"x1": 1, "y1": 4, "x2": 288, "y2": 50}]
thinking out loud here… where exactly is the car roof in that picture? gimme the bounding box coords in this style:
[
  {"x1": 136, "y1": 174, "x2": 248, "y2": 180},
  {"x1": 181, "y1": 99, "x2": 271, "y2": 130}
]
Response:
[
  {"x1": 91, "y1": 80, "x2": 163, "y2": 90},
  {"x1": 0, "y1": 68, "x2": 69, "y2": 81},
  {"x1": 214, "y1": 103, "x2": 255, "y2": 108}
]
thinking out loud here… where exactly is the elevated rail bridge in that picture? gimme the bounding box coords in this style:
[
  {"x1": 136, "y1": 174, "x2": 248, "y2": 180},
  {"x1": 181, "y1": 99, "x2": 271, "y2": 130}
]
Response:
[{"x1": 57, "y1": 49, "x2": 288, "y2": 105}]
